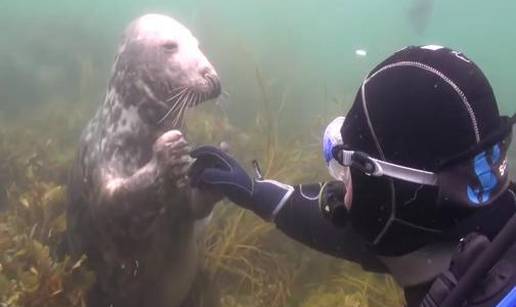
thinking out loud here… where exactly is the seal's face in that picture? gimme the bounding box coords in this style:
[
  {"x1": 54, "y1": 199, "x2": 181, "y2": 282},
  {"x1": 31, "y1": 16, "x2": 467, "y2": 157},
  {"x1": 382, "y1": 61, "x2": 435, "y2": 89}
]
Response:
[{"x1": 113, "y1": 14, "x2": 221, "y2": 127}]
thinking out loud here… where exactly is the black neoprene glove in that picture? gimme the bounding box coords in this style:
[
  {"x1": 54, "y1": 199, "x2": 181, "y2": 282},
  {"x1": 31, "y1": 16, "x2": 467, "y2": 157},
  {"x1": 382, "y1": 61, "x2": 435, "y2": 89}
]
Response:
[{"x1": 189, "y1": 146, "x2": 294, "y2": 221}]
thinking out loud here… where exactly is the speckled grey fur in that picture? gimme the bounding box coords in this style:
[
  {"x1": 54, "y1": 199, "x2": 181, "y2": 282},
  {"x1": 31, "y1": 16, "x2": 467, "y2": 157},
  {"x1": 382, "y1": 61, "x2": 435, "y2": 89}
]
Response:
[{"x1": 67, "y1": 14, "x2": 221, "y2": 307}]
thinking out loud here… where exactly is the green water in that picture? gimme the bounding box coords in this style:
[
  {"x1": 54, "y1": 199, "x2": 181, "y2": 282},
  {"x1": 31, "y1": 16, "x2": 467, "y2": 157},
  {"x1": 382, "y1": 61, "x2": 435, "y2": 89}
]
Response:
[
  {"x1": 2, "y1": 1, "x2": 515, "y2": 114},
  {"x1": 0, "y1": 1, "x2": 515, "y2": 306},
  {"x1": 1, "y1": 0, "x2": 515, "y2": 156},
  {"x1": 1, "y1": 0, "x2": 514, "y2": 174}
]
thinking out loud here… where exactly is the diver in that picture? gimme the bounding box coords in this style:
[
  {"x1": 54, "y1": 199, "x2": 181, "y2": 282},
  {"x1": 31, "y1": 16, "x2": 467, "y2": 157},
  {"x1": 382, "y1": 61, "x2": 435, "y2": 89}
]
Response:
[{"x1": 189, "y1": 46, "x2": 516, "y2": 307}]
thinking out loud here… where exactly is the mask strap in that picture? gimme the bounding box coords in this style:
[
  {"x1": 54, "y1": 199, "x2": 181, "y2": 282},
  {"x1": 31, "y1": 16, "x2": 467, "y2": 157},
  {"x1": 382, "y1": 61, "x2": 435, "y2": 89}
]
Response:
[{"x1": 334, "y1": 147, "x2": 438, "y2": 186}]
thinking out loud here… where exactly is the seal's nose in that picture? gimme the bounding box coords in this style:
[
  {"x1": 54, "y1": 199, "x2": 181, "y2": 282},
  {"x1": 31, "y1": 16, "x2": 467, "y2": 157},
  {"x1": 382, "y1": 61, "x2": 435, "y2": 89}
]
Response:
[
  {"x1": 199, "y1": 67, "x2": 214, "y2": 78},
  {"x1": 199, "y1": 67, "x2": 220, "y2": 99},
  {"x1": 205, "y1": 74, "x2": 222, "y2": 98}
]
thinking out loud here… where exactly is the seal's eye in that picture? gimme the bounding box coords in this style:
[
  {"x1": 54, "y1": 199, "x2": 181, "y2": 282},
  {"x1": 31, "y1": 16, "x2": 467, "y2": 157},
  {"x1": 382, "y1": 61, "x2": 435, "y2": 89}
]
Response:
[{"x1": 162, "y1": 42, "x2": 178, "y2": 52}]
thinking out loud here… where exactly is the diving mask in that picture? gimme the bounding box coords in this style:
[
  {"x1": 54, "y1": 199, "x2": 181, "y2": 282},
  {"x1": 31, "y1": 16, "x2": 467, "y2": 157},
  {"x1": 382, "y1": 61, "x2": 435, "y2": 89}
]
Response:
[
  {"x1": 320, "y1": 117, "x2": 350, "y2": 226},
  {"x1": 323, "y1": 114, "x2": 514, "y2": 210},
  {"x1": 323, "y1": 116, "x2": 350, "y2": 183},
  {"x1": 330, "y1": 117, "x2": 514, "y2": 208}
]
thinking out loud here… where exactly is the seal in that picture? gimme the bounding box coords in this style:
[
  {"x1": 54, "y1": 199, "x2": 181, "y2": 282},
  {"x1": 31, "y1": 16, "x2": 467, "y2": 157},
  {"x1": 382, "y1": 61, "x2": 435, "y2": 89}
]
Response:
[{"x1": 66, "y1": 14, "x2": 221, "y2": 307}]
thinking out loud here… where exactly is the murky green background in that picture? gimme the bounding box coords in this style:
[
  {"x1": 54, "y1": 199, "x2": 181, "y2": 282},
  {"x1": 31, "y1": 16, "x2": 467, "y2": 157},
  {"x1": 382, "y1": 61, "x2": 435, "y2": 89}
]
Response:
[
  {"x1": 1, "y1": 1, "x2": 515, "y2": 114},
  {"x1": 1, "y1": 0, "x2": 515, "y2": 161},
  {"x1": 0, "y1": 1, "x2": 515, "y2": 306}
]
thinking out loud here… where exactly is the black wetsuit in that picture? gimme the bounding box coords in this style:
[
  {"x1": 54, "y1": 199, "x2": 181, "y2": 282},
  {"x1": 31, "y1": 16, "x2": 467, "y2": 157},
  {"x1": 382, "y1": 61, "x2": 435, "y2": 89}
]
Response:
[{"x1": 274, "y1": 183, "x2": 516, "y2": 307}]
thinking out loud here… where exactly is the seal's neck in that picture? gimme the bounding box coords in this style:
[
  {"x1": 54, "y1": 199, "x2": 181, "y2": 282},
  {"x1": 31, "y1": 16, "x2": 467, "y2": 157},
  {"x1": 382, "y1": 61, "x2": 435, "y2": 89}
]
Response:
[
  {"x1": 106, "y1": 81, "x2": 169, "y2": 128},
  {"x1": 93, "y1": 88, "x2": 157, "y2": 173}
]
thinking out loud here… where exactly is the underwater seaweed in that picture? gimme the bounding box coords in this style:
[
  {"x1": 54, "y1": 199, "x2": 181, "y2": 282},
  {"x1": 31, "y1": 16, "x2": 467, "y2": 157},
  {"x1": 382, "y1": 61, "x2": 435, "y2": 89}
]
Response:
[
  {"x1": 187, "y1": 69, "x2": 405, "y2": 307},
  {"x1": 201, "y1": 206, "x2": 295, "y2": 307},
  {"x1": 0, "y1": 62, "x2": 407, "y2": 307},
  {"x1": 296, "y1": 261, "x2": 405, "y2": 307},
  {"x1": 0, "y1": 122, "x2": 94, "y2": 307},
  {"x1": 0, "y1": 214, "x2": 94, "y2": 307},
  {"x1": 330, "y1": 263, "x2": 405, "y2": 307}
]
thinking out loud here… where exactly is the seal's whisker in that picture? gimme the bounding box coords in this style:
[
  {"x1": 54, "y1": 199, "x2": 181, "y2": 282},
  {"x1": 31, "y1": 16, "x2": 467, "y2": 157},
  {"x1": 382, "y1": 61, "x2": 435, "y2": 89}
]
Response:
[
  {"x1": 184, "y1": 90, "x2": 194, "y2": 110},
  {"x1": 189, "y1": 92, "x2": 196, "y2": 107},
  {"x1": 172, "y1": 105, "x2": 184, "y2": 127},
  {"x1": 165, "y1": 87, "x2": 187, "y2": 105},
  {"x1": 192, "y1": 92, "x2": 200, "y2": 107},
  {"x1": 171, "y1": 91, "x2": 190, "y2": 127},
  {"x1": 171, "y1": 90, "x2": 190, "y2": 115},
  {"x1": 157, "y1": 88, "x2": 189, "y2": 124},
  {"x1": 166, "y1": 86, "x2": 182, "y2": 97},
  {"x1": 192, "y1": 91, "x2": 197, "y2": 106},
  {"x1": 182, "y1": 92, "x2": 193, "y2": 118},
  {"x1": 179, "y1": 91, "x2": 190, "y2": 111},
  {"x1": 175, "y1": 90, "x2": 193, "y2": 127},
  {"x1": 172, "y1": 90, "x2": 190, "y2": 111},
  {"x1": 175, "y1": 109, "x2": 185, "y2": 128},
  {"x1": 166, "y1": 87, "x2": 188, "y2": 102},
  {"x1": 168, "y1": 88, "x2": 189, "y2": 109},
  {"x1": 158, "y1": 101, "x2": 182, "y2": 125},
  {"x1": 161, "y1": 88, "x2": 188, "y2": 118}
]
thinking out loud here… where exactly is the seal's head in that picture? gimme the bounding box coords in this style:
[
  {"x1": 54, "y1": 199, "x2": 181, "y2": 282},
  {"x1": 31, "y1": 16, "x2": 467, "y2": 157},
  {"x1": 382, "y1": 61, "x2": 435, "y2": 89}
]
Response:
[{"x1": 110, "y1": 14, "x2": 221, "y2": 128}]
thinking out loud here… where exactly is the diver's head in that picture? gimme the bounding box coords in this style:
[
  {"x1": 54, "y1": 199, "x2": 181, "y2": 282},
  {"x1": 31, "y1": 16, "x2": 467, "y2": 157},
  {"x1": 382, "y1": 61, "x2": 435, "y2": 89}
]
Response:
[{"x1": 327, "y1": 45, "x2": 515, "y2": 256}]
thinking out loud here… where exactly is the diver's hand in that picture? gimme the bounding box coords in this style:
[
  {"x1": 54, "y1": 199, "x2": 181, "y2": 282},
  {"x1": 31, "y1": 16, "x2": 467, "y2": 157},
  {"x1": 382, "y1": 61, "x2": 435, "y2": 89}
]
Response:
[{"x1": 189, "y1": 146, "x2": 294, "y2": 221}]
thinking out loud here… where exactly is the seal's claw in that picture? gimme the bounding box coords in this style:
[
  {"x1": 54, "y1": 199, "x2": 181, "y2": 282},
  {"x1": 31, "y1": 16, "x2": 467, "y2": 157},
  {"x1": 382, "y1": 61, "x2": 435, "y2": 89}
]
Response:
[
  {"x1": 160, "y1": 129, "x2": 183, "y2": 141},
  {"x1": 154, "y1": 130, "x2": 193, "y2": 185}
]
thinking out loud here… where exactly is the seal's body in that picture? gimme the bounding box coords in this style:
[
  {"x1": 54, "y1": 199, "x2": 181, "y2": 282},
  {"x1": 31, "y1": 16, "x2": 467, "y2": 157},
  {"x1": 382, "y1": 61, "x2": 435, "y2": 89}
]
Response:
[{"x1": 67, "y1": 14, "x2": 221, "y2": 307}]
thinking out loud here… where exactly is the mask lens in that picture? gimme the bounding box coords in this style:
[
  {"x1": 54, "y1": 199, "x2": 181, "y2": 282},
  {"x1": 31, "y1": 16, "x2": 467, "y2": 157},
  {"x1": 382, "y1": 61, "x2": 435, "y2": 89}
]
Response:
[{"x1": 323, "y1": 116, "x2": 348, "y2": 181}]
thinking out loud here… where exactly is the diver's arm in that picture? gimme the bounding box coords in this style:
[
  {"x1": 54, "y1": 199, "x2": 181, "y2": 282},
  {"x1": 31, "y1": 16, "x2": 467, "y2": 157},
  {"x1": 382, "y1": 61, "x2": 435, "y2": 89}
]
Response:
[
  {"x1": 274, "y1": 183, "x2": 385, "y2": 271},
  {"x1": 190, "y1": 146, "x2": 385, "y2": 271}
]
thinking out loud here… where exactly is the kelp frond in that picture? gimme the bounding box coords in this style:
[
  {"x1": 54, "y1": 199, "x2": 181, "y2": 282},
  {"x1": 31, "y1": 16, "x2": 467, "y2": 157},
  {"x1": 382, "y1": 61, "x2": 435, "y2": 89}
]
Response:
[{"x1": 0, "y1": 123, "x2": 94, "y2": 307}]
